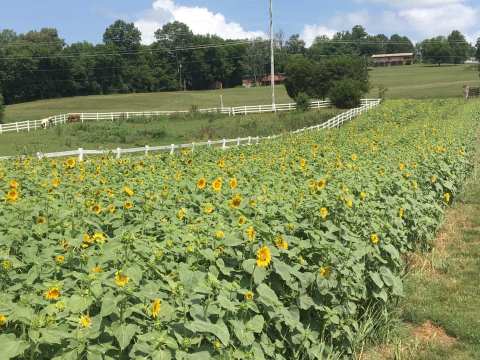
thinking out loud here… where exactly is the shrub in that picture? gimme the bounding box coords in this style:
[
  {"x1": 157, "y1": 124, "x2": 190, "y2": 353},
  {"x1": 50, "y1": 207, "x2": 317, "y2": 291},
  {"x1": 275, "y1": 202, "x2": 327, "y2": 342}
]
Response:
[
  {"x1": 295, "y1": 92, "x2": 311, "y2": 112},
  {"x1": 328, "y1": 79, "x2": 363, "y2": 109}
]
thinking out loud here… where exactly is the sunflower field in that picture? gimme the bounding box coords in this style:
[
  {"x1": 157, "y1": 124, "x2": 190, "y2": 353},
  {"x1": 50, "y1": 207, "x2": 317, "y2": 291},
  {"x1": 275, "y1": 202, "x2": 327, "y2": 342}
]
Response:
[{"x1": 0, "y1": 99, "x2": 477, "y2": 360}]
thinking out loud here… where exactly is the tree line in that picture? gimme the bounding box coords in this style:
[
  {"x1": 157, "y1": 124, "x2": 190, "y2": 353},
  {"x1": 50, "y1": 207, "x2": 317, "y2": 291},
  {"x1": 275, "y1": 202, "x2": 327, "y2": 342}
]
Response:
[{"x1": 0, "y1": 20, "x2": 477, "y2": 108}]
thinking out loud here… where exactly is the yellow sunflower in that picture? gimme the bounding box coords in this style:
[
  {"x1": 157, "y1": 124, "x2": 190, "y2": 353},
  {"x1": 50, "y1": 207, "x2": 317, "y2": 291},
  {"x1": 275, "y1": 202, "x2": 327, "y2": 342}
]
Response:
[
  {"x1": 256, "y1": 246, "x2": 272, "y2": 268},
  {"x1": 212, "y1": 178, "x2": 222, "y2": 192},
  {"x1": 79, "y1": 314, "x2": 91, "y2": 328},
  {"x1": 229, "y1": 194, "x2": 242, "y2": 208},
  {"x1": 6, "y1": 189, "x2": 19, "y2": 203},
  {"x1": 197, "y1": 177, "x2": 207, "y2": 190},
  {"x1": 0, "y1": 314, "x2": 7, "y2": 326},
  {"x1": 244, "y1": 291, "x2": 254, "y2": 301},
  {"x1": 370, "y1": 233, "x2": 380, "y2": 245},
  {"x1": 215, "y1": 230, "x2": 225, "y2": 239},
  {"x1": 123, "y1": 186, "x2": 134, "y2": 197},
  {"x1": 229, "y1": 178, "x2": 238, "y2": 190},
  {"x1": 246, "y1": 226, "x2": 256, "y2": 241},
  {"x1": 114, "y1": 272, "x2": 129, "y2": 287},
  {"x1": 44, "y1": 287, "x2": 61, "y2": 301},
  {"x1": 319, "y1": 207, "x2": 329, "y2": 220},
  {"x1": 151, "y1": 299, "x2": 161, "y2": 319},
  {"x1": 275, "y1": 236, "x2": 288, "y2": 250}
]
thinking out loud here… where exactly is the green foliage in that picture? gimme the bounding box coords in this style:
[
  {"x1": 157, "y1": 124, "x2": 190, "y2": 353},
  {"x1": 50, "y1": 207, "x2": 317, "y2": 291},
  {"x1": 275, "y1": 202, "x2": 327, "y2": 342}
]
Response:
[
  {"x1": 0, "y1": 99, "x2": 476, "y2": 359},
  {"x1": 328, "y1": 79, "x2": 363, "y2": 108},
  {"x1": 420, "y1": 36, "x2": 452, "y2": 66},
  {"x1": 295, "y1": 93, "x2": 311, "y2": 112},
  {"x1": 285, "y1": 55, "x2": 369, "y2": 105}
]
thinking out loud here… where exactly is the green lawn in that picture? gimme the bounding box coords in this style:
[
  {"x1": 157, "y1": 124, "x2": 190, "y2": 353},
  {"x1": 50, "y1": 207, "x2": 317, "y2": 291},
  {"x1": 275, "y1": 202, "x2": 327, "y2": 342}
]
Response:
[
  {"x1": 1, "y1": 86, "x2": 291, "y2": 124},
  {"x1": 0, "y1": 108, "x2": 340, "y2": 157},
  {"x1": 368, "y1": 64, "x2": 479, "y2": 99}
]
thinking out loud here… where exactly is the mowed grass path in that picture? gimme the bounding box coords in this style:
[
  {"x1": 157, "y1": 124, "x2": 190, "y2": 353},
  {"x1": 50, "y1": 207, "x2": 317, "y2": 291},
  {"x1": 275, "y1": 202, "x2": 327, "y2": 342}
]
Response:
[{"x1": 3, "y1": 64, "x2": 479, "y2": 124}]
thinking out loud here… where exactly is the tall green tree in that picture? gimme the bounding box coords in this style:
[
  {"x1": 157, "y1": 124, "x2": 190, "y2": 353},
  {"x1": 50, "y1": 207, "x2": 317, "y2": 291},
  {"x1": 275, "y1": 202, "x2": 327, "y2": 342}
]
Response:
[
  {"x1": 103, "y1": 20, "x2": 141, "y2": 53},
  {"x1": 421, "y1": 37, "x2": 452, "y2": 66},
  {"x1": 447, "y1": 30, "x2": 469, "y2": 64}
]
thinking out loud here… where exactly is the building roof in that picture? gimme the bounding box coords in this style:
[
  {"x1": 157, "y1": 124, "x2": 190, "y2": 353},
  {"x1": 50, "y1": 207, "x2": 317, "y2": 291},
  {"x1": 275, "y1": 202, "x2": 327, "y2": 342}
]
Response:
[{"x1": 371, "y1": 53, "x2": 414, "y2": 58}]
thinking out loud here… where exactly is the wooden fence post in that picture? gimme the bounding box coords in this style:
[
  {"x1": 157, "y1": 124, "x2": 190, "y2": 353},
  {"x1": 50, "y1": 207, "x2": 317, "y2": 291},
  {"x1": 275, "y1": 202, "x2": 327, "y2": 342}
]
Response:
[
  {"x1": 116, "y1": 148, "x2": 121, "y2": 159},
  {"x1": 78, "y1": 148, "x2": 84, "y2": 161},
  {"x1": 170, "y1": 144, "x2": 175, "y2": 155},
  {"x1": 145, "y1": 145, "x2": 150, "y2": 156},
  {"x1": 222, "y1": 139, "x2": 227, "y2": 150}
]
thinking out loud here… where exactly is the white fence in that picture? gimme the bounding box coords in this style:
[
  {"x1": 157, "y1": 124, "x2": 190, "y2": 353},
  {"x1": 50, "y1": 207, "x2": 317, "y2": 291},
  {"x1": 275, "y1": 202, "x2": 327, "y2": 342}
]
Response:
[
  {"x1": 0, "y1": 99, "x2": 380, "y2": 135},
  {"x1": 0, "y1": 99, "x2": 381, "y2": 161}
]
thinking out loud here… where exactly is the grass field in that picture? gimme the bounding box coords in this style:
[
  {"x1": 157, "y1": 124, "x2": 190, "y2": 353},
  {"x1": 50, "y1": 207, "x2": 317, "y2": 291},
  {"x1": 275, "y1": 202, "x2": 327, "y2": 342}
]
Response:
[
  {"x1": 369, "y1": 64, "x2": 479, "y2": 99},
  {"x1": 0, "y1": 108, "x2": 340, "y2": 157},
  {"x1": 2, "y1": 64, "x2": 479, "y2": 124}
]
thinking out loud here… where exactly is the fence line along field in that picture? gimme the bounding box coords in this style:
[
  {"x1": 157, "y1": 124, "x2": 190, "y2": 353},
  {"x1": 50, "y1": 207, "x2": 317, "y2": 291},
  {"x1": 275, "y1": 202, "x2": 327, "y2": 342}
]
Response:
[{"x1": 0, "y1": 98, "x2": 477, "y2": 359}]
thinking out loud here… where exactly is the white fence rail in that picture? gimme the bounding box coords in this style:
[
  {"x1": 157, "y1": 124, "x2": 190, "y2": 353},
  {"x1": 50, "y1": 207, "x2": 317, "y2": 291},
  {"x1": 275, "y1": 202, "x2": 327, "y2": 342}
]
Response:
[
  {"x1": 0, "y1": 99, "x2": 381, "y2": 161},
  {"x1": 0, "y1": 99, "x2": 380, "y2": 135}
]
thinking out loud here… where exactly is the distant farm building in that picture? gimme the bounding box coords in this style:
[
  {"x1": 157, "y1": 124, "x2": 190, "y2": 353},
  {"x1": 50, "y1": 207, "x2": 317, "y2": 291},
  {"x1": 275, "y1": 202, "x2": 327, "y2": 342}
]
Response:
[
  {"x1": 243, "y1": 74, "x2": 286, "y2": 88},
  {"x1": 371, "y1": 53, "x2": 414, "y2": 67},
  {"x1": 261, "y1": 74, "x2": 286, "y2": 86}
]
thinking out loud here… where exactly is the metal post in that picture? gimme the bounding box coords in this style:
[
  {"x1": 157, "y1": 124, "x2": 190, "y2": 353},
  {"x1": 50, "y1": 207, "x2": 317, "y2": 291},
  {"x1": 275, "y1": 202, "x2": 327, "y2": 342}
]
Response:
[{"x1": 269, "y1": 0, "x2": 276, "y2": 111}]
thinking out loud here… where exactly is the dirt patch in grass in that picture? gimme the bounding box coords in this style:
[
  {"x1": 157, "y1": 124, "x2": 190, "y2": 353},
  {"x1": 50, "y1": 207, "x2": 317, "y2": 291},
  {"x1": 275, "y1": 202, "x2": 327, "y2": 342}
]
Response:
[
  {"x1": 411, "y1": 321, "x2": 457, "y2": 347},
  {"x1": 405, "y1": 207, "x2": 473, "y2": 277}
]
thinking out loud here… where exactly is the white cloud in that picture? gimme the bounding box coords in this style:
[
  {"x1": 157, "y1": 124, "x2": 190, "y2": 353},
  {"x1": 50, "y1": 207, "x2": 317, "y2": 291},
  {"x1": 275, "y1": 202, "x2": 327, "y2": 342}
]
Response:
[
  {"x1": 135, "y1": 0, "x2": 266, "y2": 44},
  {"x1": 301, "y1": 25, "x2": 337, "y2": 47},
  {"x1": 302, "y1": 0, "x2": 479, "y2": 45}
]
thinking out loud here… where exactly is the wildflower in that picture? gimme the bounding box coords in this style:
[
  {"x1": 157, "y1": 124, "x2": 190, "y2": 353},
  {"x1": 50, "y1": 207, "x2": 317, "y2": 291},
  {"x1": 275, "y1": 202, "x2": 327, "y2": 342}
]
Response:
[
  {"x1": 345, "y1": 199, "x2": 353, "y2": 208},
  {"x1": 244, "y1": 291, "x2": 254, "y2": 301},
  {"x1": 212, "y1": 178, "x2": 222, "y2": 192},
  {"x1": 316, "y1": 178, "x2": 327, "y2": 190},
  {"x1": 444, "y1": 192, "x2": 451, "y2": 204},
  {"x1": 91, "y1": 204, "x2": 102, "y2": 215},
  {"x1": 370, "y1": 233, "x2": 380, "y2": 245},
  {"x1": 238, "y1": 216, "x2": 247, "y2": 226},
  {"x1": 360, "y1": 192, "x2": 367, "y2": 201},
  {"x1": 204, "y1": 204, "x2": 215, "y2": 214},
  {"x1": 123, "y1": 186, "x2": 134, "y2": 197},
  {"x1": 177, "y1": 208, "x2": 186, "y2": 220},
  {"x1": 275, "y1": 236, "x2": 288, "y2": 250},
  {"x1": 0, "y1": 314, "x2": 7, "y2": 326},
  {"x1": 300, "y1": 158, "x2": 307, "y2": 169},
  {"x1": 123, "y1": 201, "x2": 134, "y2": 210},
  {"x1": 36, "y1": 216, "x2": 47, "y2": 225},
  {"x1": 246, "y1": 226, "x2": 256, "y2": 241},
  {"x1": 229, "y1": 194, "x2": 242, "y2": 208},
  {"x1": 51, "y1": 178, "x2": 61, "y2": 188},
  {"x1": 256, "y1": 246, "x2": 272, "y2": 268},
  {"x1": 319, "y1": 266, "x2": 331, "y2": 278},
  {"x1": 229, "y1": 178, "x2": 238, "y2": 190},
  {"x1": 2, "y1": 260, "x2": 12, "y2": 271},
  {"x1": 213, "y1": 339, "x2": 222, "y2": 350},
  {"x1": 399, "y1": 163, "x2": 406, "y2": 171},
  {"x1": 351, "y1": 153, "x2": 358, "y2": 161},
  {"x1": 93, "y1": 232, "x2": 106, "y2": 244},
  {"x1": 91, "y1": 266, "x2": 103, "y2": 274},
  {"x1": 65, "y1": 158, "x2": 76, "y2": 169},
  {"x1": 55, "y1": 255, "x2": 65, "y2": 264},
  {"x1": 215, "y1": 230, "x2": 225, "y2": 239},
  {"x1": 197, "y1": 178, "x2": 207, "y2": 190},
  {"x1": 6, "y1": 189, "x2": 19, "y2": 203},
  {"x1": 82, "y1": 233, "x2": 94, "y2": 247},
  {"x1": 44, "y1": 287, "x2": 61, "y2": 301},
  {"x1": 107, "y1": 204, "x2": 116, "y2": 214},
  {"x1": 151, "y1": 299, "x2": 161, "y2": 319},
  {"x1": 79, "y1": 314, "x2": 92, "y2": 328},
  {"x1": 320, "y1": 207, "x2": 329, "y2": 220},
  {"x1": 9, "y1": 180, "x2": 19, "y2": 189},
  {"x1": 114, "y1": 272, "x2": 129, "y2": 287}
]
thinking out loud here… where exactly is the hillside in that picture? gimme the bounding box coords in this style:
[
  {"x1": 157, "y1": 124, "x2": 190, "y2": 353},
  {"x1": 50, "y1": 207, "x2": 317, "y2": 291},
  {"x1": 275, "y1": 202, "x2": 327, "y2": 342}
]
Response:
[{"x1": 1, "y1": 64, "x2": 478, "y2": 124}]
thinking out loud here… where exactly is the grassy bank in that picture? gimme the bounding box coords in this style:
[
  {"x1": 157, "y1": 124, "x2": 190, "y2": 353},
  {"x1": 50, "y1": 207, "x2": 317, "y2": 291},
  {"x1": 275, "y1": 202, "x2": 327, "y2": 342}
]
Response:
[
  {"x1": 360, "y1": 117, "x2": 480, "y2": 359},
  {"x1": 0, "y1": 108, "x2": 340, "y2": 157}
]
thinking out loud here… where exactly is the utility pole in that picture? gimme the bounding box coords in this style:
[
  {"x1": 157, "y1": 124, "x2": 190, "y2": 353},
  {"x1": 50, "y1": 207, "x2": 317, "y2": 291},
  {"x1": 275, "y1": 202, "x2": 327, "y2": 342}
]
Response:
[{"x1": 269, "y1": 0, "x2": 276, "y2": 111}]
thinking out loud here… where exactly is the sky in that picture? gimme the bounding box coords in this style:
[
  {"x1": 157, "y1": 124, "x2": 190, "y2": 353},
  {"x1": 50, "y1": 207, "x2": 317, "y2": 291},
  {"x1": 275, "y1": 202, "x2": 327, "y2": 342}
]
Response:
[{"x1": 1, "y1": 0, "x2": 479, "y2": 46}]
